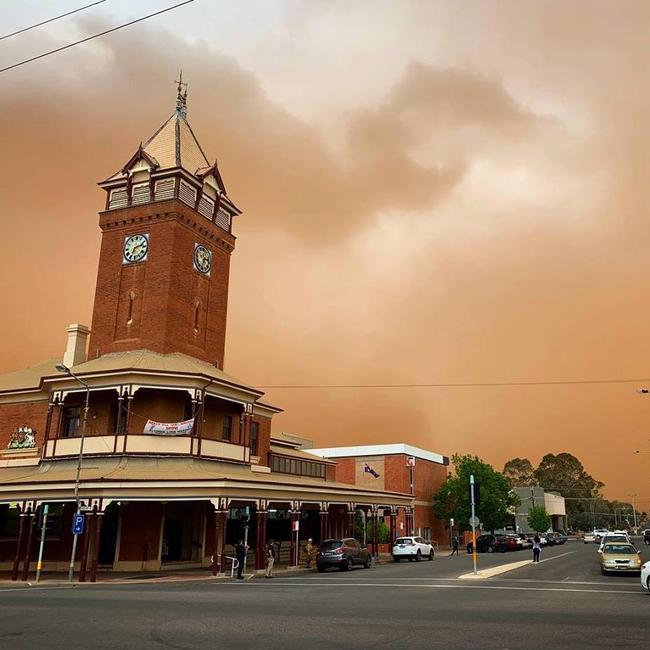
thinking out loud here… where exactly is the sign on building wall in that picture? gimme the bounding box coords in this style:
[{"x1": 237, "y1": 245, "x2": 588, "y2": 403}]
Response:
[{"x1": 144, "y1": 418, "x2": 195, "y2": 435}]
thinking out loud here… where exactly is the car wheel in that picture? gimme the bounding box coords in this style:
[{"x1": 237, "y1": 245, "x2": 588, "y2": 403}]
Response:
[
  {"x1": 317, "y1": 566, "x2": 325, "y2": 573},
  {"x1": 428, "y1": 550, "x2": 434, "y2": 561},
  {"x1": 345, "y1": 557, "x2": 353, "y2": 571},
  {"x1": 487, "y1": 546, "x2": 494, "y2": 553},
  {"x1": 393, "y1": 556, "x2": 401, "y2": 562},
  {"x1": 416, "y1": 550, "x2": 422, "y2": 562}
]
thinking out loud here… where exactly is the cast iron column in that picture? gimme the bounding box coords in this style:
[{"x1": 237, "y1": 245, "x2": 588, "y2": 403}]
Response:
[
  {"x1": 20, "y1": 510, "x2": 36, "y2": 581},
  {"x1": 11, "y1": 506, "x2": 26, "y2": 581},
  {"x1": 90, "y1": 511, "x2": 104, "y2": 582},
  {"x1": 255, "y1": 510, "x2": 267, "y2": 571}
]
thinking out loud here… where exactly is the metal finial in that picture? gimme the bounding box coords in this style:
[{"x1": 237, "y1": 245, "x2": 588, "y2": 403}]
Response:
[{"x1": 175, "y1": 70, "x2": 188, "y2": 118}]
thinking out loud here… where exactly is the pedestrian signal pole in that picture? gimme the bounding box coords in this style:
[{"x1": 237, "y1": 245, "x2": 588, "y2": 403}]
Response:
[{"x1": 470, "y1": 474, "x2": 478, "y2": 575}]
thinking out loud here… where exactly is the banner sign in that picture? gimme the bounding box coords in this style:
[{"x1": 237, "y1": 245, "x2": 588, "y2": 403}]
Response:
[{"x1": 144, "y1": 418, "x2": 194, "y2": 436}]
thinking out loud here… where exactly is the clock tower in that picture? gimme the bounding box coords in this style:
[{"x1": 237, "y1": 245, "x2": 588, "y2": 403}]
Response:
[{"x1": 88, "y1": 80, "x2": 241, "y2": 368}]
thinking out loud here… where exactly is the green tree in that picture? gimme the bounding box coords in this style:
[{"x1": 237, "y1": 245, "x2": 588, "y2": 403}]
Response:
[
  {"x1": 502, "y1": 458, "x2": 535, "y2": 487},
  {"x1": 527, "y1": 505, "x2": 551, "y2": 532},
  {"x1": 433, "y1": 454, "x2": 519, "y2": 532}
]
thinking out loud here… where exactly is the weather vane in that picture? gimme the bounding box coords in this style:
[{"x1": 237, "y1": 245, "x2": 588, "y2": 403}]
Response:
[{"x1": 175, "y1": 70, "x2": 188, "y2": 118}]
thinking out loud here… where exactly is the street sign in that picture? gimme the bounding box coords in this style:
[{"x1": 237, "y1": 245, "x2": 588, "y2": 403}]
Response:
[
  {"x1": 469, "y1": 515, "x2": 479, "y2": 528},
  {"x1": 72, "y1": 513, "x2": 85, "y2": 535},
  {"x1": 292, "y1": 519, "x2": 300, "y2": 532},
  {"x1": 406, "y1": 457, "x2": 416, "y2": 467}
]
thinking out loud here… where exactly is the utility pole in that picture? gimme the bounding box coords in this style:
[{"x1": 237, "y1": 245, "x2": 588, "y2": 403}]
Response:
[
  {"x1": 35, "y1": 504, "x2": 49, "y2": 583},
  {"x1": 629, "y1": 495, "x2": 638, "y2": 532},
  {"x1": 470, "y1": 475, "x2": 478, "y2": 575}
]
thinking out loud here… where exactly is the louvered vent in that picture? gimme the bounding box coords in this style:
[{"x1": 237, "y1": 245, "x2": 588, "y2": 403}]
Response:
[
  {"x1": 198, "y1": 196, "x2": 214, "y2": 219},
  {"x1": 154, "y1": 178, "x2": 175, "y2": 201},
  {"x1": 215, "y1": 208, "x2": 231, "y2": 232},
  {"x1": 131, "y1": 183, "x2": 150, "y2": 205},
  {"x1": 109, "y1": 188, "x2": 128, "y2": 209},
  {"x1": 179, "y1": 180, "x2": 197, "y2": 207}
]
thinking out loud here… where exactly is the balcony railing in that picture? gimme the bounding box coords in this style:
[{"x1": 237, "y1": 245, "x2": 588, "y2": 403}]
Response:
[{"x1": 43, "y1": 433, "x2": 249, "y2": 463}]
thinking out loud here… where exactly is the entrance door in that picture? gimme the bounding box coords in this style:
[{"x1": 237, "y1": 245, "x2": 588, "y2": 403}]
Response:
[{"x1": 98, "y1": 503, "x2": 119, "y2": 566}]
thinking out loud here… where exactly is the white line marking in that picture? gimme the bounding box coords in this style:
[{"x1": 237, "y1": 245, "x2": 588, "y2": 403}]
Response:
[
  {"x1": 539, "y1": 551, "x2": 576, "y2": 563},
  {"x1": 223, "y1": 581, "x2": 643, "y2": 595}
]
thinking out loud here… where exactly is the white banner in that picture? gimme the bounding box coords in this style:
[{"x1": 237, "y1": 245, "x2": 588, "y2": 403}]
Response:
[{"x1": 144, "y1": 418, "x2": 194, "y2": 436}]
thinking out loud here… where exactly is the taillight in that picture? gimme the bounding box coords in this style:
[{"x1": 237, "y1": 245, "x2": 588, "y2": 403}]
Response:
[{"x1": 334, "y1": 546, "x2": 345, "y2": 553}]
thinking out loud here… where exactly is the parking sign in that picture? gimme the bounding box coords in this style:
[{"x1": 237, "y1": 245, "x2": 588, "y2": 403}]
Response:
[{"x1": 72, "y1": 513, "x2": 85, "y2": 535}]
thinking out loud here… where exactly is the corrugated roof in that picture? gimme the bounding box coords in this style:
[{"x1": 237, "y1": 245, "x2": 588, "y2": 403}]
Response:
[
  {"x1": 0, "y1": 359, "x2": 58, "y2": 394},
  {"x1": 269, "y1": 444, "x2": 336, "y2": 464}
]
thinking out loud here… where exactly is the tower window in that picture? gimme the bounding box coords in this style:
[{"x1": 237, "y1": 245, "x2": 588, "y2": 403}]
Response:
[
  {"x1": 131, "y1": 183, "x2": 150, "y2": 205},
  {"x1": 179, "y1": 180, "x2": 197, "y2": 207},
  {"x1": 193, "y1": 300, "x2": 200, "y2": 334},
  {"x1": 127, "y1": 292, "x2": 135, "y2": 324},
  {"x1": 108, "y1": 188, "x2": 128, "y2": 209},
  {"x1": 198, "y1": 196, "x2": 214, "y2": 220},
  {"x1": 215, "y1": 208, "x2": 231, "y2": 232},
  {"x1": 154, "y1": 178, "x2": 175, "y2": 201}
]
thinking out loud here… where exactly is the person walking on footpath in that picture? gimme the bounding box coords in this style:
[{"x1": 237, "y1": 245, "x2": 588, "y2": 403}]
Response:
[
  {"x1": 235, "y1": 539, "x2": 247, "y2": 579},
  {"x1": 532, "y1": 534, "x2": 542, "y2": 563},
  {"x1": 304, "y1": 538, "x2": 315, "y2": 568},
  {"x1": 451, "y1": 535, "x2": 460, "y2": 556},
  {"x1": 265, "y1": 539, "x2": 276, "y2": 578}
]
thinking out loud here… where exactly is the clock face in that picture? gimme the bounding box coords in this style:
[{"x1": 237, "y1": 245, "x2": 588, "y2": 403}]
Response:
[
  {"x1": 194, "y1": 244, "x2": 212, "y2": 275},
  {"x1": 123, "y1": 233, "x2": 149, "y2": 264}
]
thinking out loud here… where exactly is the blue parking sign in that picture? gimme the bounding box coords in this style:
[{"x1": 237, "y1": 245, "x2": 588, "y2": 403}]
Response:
[{"x1": 72, "y1": 513, "x2": 85, "y2": 535}]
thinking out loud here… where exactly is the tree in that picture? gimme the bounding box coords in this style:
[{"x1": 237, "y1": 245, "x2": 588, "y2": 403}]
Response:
[
  {"x1": 527, "y1": 505, "x2": 551, "y2": 532},
  {"x1": 502, "y1": 458, "x2": 535, "y2": 487},
  {"x1": 433, "y1": 454, "x2": 519, "y2": 532}
]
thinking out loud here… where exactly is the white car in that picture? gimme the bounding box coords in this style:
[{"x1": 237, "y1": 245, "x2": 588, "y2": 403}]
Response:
[
  {"x1": 598, "y1": 533, "x2": 630, "y2": 553},
  {"x1": 583, "y1": 532, "x2": 596, "y2": 544},
  {"x1": 641, "y1": 560, "x2": 650, "y2": 592},
  {"x1": 593, "y1": 528, "x2": 610, "y2": 541},
  {"x1": 392, "y1": 536, "x2": 434, "y2": 561}
]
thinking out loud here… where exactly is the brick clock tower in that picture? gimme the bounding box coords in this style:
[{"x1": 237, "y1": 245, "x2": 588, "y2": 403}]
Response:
[{"x1": 89, "y1": 80, "x2": 241, "y2": 369}]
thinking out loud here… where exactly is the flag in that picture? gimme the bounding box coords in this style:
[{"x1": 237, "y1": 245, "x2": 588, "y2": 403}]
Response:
[{"x1": 364, "y1": 463, "x2": 380, "y2": 478}]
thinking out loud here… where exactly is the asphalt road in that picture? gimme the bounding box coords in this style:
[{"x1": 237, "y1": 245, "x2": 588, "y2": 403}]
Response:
[{"x1": 0, "y1": 542, "x2": 647, "y2": 649}]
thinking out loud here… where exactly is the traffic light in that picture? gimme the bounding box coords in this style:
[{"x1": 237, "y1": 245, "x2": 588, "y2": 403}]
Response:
[{"x1": 469, "y1": 480, "x2": 481, "y2": 506}]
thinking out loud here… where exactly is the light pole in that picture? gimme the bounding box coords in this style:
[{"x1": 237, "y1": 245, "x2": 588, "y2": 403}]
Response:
[
  {"x1": 629, "y1": 495, "x2": 638, "y2": 532},
  {"x1": 55, "y1": 362, "x2": 90, "y2": 583}
]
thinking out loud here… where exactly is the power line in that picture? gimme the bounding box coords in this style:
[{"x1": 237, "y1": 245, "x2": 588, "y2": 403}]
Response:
[
  {"x1": 0, "y1": 0, "x2": 107, "y2": 41},
  {"x1": 0, "y1": 0, "x2": 195, "y2": 74},
  {"x1": 259, "y1": 377, "x2": 650, "y2": 389}
]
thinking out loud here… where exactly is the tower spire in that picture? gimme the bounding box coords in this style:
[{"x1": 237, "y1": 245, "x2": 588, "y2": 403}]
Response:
[{"x1": 175, "y1": 70, "x2": 188, "y2": 118}]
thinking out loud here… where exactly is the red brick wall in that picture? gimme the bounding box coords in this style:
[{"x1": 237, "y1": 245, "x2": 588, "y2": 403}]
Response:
[
  {"x1": 0, "y1": 400, "x2": 49, "y2": 449},
  {"x1": 88, "y1": 199, "x2": 235, "y2": 367},
  {"x1": 118, "y1": 502, "x2": 163, "y2": 562},
  {"x1": 253, "y1": 416, "x2": 272, "y2": 464},
  {"x1": 333, "y1": 457, "x2": 355, "y2": 485}
]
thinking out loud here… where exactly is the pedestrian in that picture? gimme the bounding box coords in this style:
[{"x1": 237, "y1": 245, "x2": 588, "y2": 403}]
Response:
[
  {"x1": 235, "y1": 539, "x2": 247, "y2": 579},
  {"x1": 532, "y1": 534, "x2": 541, "y2": 563},
  {"x1": 265, "y1": 539, "x2": 275, "y2": 578},
  {"x1": 304, "y1": 538, "x2": 315, "y2": 568},
  {"x1": 451, "y1": 535, "x2": 459, "y2": 556}
]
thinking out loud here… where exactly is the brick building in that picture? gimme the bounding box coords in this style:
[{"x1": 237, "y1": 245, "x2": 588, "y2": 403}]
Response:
[
  {"x1": 0, "y1": 85, "x2": 416, "y2": 581},
  {"x1": 310, "y1": 444, "x2": 449, "y2": 545}
]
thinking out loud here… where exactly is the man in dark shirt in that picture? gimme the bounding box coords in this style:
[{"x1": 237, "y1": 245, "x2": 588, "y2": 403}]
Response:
[{"x1": 235, "y1": 539, "x2": 247, "y2": 579}]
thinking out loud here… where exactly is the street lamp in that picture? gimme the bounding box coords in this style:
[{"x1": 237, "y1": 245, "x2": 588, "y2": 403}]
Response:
[{"x1": 55, "y1": 362, "x2": 90, "y2": 582}]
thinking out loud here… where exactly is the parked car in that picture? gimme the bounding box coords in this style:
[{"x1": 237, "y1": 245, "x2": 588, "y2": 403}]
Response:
[
  {"x1": 643, "y1": 529, "x2": 650, "y2": 546},
  {"x1": 600, "y1": 542, "x2": 642, "y2": 575},
  {"x1": 583, "y1": 532, "x2": 596, "y2": 544},
  {"x1": 317, "y1": 538, "x2": 371, "y2": 572},
  {"x1": 518, "y1": 534, "x2": 533, "y2": 549},
  {"x1": 392, "y1": 536, "x2": 434, "y2": 562},
  {"x1": 593, "y1": 528, "x2": 609, "y2": 541},
  {"x1": 504, "y1": 534, "x2": 523, "y2": 550},
  {"x1": 555, "y1": 531, "x2": 568, "y2": 545},
  {"x1": 468, "y1": 534, "x2": 509, "y2": 553}
]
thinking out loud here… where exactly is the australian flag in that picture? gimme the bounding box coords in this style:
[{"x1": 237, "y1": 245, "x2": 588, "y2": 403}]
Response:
[{"x1": 364, "y1": 463, "x2": 380, "y2": 478}]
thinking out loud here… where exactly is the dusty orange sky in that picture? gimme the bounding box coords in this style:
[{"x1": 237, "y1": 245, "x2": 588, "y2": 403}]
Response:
[{"x1": 1, "y1": 1, "x2": 650, "y2": 503}]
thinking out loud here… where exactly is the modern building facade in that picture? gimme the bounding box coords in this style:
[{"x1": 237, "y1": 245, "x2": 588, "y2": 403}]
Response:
[
  {"x1": 513, "y1": 486, "x2": 567, "y2": 533},
  {"x1": 0, "y1": 86, "x2": 418, "y2": 581},
  {"x1": 310, "y1": 444, "x2": 449, "y2": 544}
]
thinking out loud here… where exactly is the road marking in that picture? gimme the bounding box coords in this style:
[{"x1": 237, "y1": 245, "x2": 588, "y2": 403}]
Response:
[
  {"x1": 539, "y1": 551, "x2": 576, "y2": 563},
  {"x1": 223, "y1": 581, "x2": 643, "y2": 595},
  {"x1": 458, "y1": 560, "x2": 532, "y2": 579}
]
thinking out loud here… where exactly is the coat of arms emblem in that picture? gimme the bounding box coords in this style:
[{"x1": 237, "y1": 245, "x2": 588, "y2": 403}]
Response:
[{"x1": 8, "y1": 425, "x2": 36, "y2": 449}]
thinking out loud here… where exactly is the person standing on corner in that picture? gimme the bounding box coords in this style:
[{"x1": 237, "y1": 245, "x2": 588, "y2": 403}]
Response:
[
  {"x1": 451, "y1": 535, "x2": 460, "y2": 556},
  {"x1": 532, "y1": 534, "x2": 542, "y2": 563},
  {"x1": 265, "y1": 539, "x2": 276, "y2": 578},
  {"x1": 235, "y1": 539, "x2": 247, "y2": 579},
  {"x1": 304, "y1": 538, "x2": 315, "y2": 568}
]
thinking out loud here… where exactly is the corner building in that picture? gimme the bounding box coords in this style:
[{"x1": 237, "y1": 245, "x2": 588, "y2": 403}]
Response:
[{"x1": 0, "y1": 90, "x2": 415, "y2": 581}]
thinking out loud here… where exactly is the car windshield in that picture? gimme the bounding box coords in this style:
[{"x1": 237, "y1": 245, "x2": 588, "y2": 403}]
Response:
[
  {"x1": 395, "y1": 538, "x2": 412, "y2": 544},
  {"x1": 603, "y1": 544, "x2": 636, "y2": 554},
  {"x1": 320, "y1": 540, "x2": 343, "y2": 549},
  {"x1": 603, "y1": 535, "x2": 627, "y2": 544}
]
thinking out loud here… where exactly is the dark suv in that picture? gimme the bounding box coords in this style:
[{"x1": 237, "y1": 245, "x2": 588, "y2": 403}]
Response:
[
  {"x1": 468, "y1": 534, "x2": 510, "y2": 553},
  {"x1": 317, "y1": 538, "x2": 371, "y2": 572}
]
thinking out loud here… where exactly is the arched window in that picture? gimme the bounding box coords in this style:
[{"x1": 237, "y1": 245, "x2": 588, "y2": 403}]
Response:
[{"x1": 127, "y1": 291, "x2": 135, "y2": 324}]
